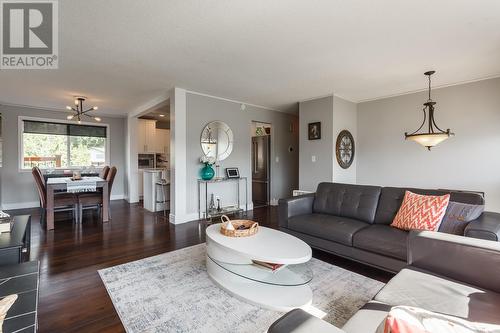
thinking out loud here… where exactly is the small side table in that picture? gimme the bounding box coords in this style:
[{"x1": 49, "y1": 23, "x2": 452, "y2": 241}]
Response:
[{"x1": 0, "y1": 215, "x2": 31, "y2": 266}]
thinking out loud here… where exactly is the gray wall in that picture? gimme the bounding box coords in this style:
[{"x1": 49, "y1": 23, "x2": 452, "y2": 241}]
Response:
[
  {"x1": 298, "y1": 95, "x2": 358, "y2": 191},
  {"x1": 186, "y1": 93, "x2": 299, "y2": 215},
  {"x1": 333, "y1": 96, "x2": 357, "y2": 184},
  {"x1": 299, "y1": 96, "x2": 334, "y2": 191},
  {"x1": 0, "y1": 104, "x2": 126, "y2": 209},
  {"x1": 357, "y1": 77, "x2": 500, "y2": 212},
  {"x1": 0, "y1": 114, "x2": 2, "y2": 205}
]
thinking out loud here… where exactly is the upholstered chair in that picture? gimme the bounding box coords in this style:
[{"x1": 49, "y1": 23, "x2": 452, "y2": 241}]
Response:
[{"x1": 78, "y1": 166, "x2": 117, "y2": 223}]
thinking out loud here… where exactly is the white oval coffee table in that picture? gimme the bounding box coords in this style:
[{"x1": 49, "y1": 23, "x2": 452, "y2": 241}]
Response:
[{"x1": 206, "y1": 223, "x2": 313, "y2": 311}]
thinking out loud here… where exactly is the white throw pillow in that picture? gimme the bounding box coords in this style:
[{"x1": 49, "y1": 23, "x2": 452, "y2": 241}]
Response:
[{"x1": 376, "y1": 306, "x2": 500, "y2": 333}]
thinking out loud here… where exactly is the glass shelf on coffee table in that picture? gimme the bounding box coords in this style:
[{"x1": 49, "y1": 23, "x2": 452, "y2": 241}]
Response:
[{"x1": 207, "y1": 255, "x2": 313, "y2": 287}]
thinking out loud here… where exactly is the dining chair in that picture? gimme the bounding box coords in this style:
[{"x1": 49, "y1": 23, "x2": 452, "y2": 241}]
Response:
[
  {"x1": 32, "y1": 167, "x2": 79, "y2": 225},
  {"x1": 99, "y1": 166, "x2": 110, "y2": 180},
  {"x1": 78, "y1": 166, "x2": 117, "y2": 223}
]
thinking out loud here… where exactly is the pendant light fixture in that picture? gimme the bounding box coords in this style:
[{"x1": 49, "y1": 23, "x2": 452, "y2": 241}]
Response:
[
  {"x1": 405, "y1": 71, "x2": 453, "y2": 150},
  {"x1": 66, "y1": 96, "x2": 101, "y2": 123}
]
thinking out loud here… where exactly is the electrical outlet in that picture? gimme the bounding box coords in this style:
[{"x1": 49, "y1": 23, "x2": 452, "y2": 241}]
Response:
[{"x1": 275, "y1": 156, "x2": 279, "y2": 163}]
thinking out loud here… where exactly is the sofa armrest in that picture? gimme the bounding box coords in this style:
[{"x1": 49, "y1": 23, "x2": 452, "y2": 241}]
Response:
[
  {"x1": 464, "y1": 211, "x2": 500, "y2": 241},
  {"x1": 408, "y1": 230, "x2": 500, "y2": 293},
  {"x1": 278, "y1": 194, "x2": 315, "y2": 228},
  {"x1": 268, "y1": 309, "x2": 345, "y2": 333}
]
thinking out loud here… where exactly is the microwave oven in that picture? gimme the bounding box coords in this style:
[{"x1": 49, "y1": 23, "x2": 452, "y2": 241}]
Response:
[{"x1": 138, "y1": 154, "x2": 154, "y2": 169}]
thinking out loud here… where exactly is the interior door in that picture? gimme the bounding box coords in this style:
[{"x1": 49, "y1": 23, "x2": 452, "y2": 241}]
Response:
[{"x1": 252, "y1": 136, "x2": 270, "y2": 206}]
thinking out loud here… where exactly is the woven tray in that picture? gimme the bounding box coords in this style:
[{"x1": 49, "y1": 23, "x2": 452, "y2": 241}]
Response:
[{"x1": 220, "y1": 215, "x2": 258, "y2": 237}]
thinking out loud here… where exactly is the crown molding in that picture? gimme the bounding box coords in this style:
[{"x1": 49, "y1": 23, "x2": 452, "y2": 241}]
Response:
[
  {"x1": 185, "y1": 89, "x2": 282, "y2": 112},
  {"x1": 298, "y1": 93, "x2": 357, "y2": 105},
  {"x1": 357, "y1": 73, "x2": 500, "y2": 103}
]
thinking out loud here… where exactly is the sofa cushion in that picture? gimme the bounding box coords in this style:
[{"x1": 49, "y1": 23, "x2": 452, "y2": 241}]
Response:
[
  {"x1": 374, "y1": 187, "x2": 485, "y2": 225},
  {"x1": 352, "y1": 225, "x2": 408, "y2": 260},
  {"x1": 374, "y1": 267, "x2": 500, "y2": 325},
  {"x1": 342, "y1": 301, "x2": 391, "y2": 333},
  {"x1": 268, "y1": 308, "x2": 345, "y2": 333},
  {"x1": 313, "y1": 183, "x2": 382, "y2": 224},
  {"x1": 288, "y1": 213, "x2": 369, "y2": 246}
]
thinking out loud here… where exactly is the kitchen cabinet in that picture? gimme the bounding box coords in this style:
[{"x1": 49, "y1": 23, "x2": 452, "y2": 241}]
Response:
[
  {"x1": 137, "y1": 119, "x2": 157, "y2": 153},
  {"x1": 155, "y1": 129, "x2": 170, "y2": 154},
  {"x1": 138, "y1": 120, "x2": 170, "y2": 154}
]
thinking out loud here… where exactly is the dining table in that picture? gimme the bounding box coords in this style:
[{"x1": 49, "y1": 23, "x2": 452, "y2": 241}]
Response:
[{"x1": 45, "y1": 176, "x2": 109, "y2": 231}]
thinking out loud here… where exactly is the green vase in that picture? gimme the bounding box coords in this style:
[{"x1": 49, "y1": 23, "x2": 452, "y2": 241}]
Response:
[{"x1": 200, "y1": 163, "x2": 215, "y2": 180}]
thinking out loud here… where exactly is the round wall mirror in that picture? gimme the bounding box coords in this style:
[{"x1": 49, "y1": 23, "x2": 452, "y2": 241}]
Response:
[{"x1": 200, "y1": 121, "x2": 234, "y2": 161}]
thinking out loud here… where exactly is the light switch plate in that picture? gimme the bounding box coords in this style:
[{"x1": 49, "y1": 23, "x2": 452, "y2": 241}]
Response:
[{"x1": 312, "y1": 155, "x2": 316, "y2": 162}]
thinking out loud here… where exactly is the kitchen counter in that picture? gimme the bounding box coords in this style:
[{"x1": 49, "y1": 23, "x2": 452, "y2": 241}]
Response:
[
  {"x1": 143, "y1": 168, "x2": 170, "y2": 212},
  {"x1": 143, "y1": 168, "x2": 166, "y2": 172}
]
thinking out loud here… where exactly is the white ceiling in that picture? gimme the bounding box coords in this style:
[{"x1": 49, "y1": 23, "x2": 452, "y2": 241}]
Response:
[{"x1": 1, "y1": 0, "x2": 499, "y2": 116}]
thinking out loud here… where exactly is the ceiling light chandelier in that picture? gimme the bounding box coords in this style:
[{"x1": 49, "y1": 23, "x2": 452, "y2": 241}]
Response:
[
  {"x1": 66, "y1": 96, "x2": 100, "y2": 123},
  {"x1": 405, "y1": 71, "x2": 454, "y2": 150}
]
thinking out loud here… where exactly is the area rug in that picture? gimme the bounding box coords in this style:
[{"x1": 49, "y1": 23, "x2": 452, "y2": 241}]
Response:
[{"x1": 99, "y1": 244, "x2": 384, "y2": 333}]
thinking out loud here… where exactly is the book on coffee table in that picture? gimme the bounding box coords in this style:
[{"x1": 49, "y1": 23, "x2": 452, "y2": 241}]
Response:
[{"x1": 252, "y1": 260, "x2": 285, "y2": 272}]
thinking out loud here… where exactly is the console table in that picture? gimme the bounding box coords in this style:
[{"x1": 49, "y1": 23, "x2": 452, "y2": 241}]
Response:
[{"x1": 198, "y1": 177, "x2": 248, "y2": 220}]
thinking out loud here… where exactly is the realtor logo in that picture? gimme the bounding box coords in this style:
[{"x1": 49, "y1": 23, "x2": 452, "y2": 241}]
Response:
[{"x1": 1, "y1": 0, "x2": 58, "y2": 69}]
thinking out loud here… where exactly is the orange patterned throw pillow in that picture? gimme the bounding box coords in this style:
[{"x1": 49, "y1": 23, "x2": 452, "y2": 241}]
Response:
[{"x1": 391, "y1": 191, "x2": 450, "y2": 231}]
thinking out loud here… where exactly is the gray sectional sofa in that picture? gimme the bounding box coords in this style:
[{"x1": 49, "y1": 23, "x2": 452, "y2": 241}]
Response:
[
  {"x1": 278, "y1": 182, "x2": 500, "y2": 273},
  {"x1": 270, "y1": 182, "x2": 500, "y2": 332},
  {"x1": 268, "y1": 230, "x2": 500, "y2": 333}
]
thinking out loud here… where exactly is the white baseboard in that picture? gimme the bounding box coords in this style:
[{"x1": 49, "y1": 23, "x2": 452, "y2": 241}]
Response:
[
  {"x1": 1, "y1": 201, "x2": 40, "y2": 210},
  {"x1": 169, "y1": 212, "x2": 200, "y2": 224},
  {"x1": 1, "y1": 194, "x2": 126, "y2": 211}
]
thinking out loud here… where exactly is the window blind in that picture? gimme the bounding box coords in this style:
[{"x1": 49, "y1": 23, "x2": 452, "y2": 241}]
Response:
[
  {"x1": 68, "y1": 124, "x2": 106, "y2": 138},
  {"x1": 23, "y1": 120, "x2": 107, "y2": 138}
]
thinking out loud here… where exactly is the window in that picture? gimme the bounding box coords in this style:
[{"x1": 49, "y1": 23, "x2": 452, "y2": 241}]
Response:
[{"x1": 21, "y1": 119, "x2": 108, "y2": 169}]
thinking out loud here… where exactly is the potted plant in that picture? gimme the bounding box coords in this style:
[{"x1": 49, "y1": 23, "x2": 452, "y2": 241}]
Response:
[{"x1": 200, "y1": 156, "x2": 216, "y2": 180}]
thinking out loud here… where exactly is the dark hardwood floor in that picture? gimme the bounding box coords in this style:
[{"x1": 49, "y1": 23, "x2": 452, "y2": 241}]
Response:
[{"x1": 6, "y1": 201, "x2": 392, "y2": 332}]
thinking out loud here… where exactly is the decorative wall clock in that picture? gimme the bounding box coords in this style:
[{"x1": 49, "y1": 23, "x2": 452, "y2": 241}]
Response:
[{"x1": 336, "y1": 130, "x2": 355, "y2": 169}]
